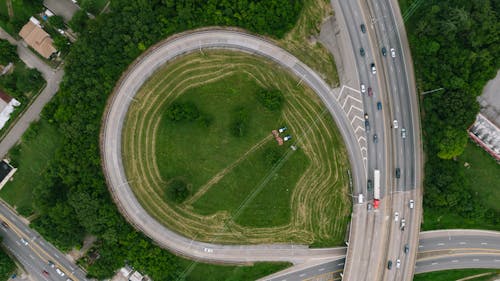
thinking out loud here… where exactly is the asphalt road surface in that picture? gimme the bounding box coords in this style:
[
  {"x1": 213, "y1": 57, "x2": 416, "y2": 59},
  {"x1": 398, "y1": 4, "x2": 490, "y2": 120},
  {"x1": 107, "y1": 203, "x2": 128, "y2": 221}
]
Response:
[
  {"x1": 0, "y1": 200, "x2": 88, "y2": 281},
  {"x1": 101, "y1": 28, "x2": 359, "y2": 264}
]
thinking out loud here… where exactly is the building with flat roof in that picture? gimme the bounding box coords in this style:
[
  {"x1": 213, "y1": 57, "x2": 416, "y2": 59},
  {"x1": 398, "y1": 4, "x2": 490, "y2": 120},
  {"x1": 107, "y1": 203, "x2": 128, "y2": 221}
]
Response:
[
  {"x1": 469, "y1": 113, "x2": 500, "y2": 161},
  {"x1": 19, "y1": 17, "x2": 57, "y2": 59},
  {"x1": 0, "y1": 89, "x2": 20, "y2": 130}
]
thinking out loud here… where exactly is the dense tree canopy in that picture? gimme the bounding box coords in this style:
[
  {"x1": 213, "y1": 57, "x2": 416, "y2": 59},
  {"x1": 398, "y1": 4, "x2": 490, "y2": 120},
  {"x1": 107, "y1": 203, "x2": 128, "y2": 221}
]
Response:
[
  {"x1": 34, "y1": 0, "x2": 302, "y2": 279},
  {"x1": 0, "y1": 242, "x2": 16, "y2": 280},
  {"x1": 0, "y1": 39, "x2": 17, "y2": 65},
  {"x1": 408, "y1": 0, "x2": 500, "y2": 224}
]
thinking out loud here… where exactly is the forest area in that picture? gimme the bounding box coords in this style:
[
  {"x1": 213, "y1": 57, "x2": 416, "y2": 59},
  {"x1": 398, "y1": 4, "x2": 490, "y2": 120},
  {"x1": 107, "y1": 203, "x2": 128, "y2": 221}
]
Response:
[
  {"x1": 28, "y1": 0, "x2": 303, "y2": 279},
  {"x1": 407, "y1": 0, "x2": 500, "y2": 227}
]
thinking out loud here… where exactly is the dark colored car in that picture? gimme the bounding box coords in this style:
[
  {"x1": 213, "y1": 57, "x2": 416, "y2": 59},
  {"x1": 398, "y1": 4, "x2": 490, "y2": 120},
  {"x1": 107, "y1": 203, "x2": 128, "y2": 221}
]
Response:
[
  {"x1": 387, "y1": 260, "x2": 393, "y2": 270},
  {"x1": 404, "y1": 244, "x2": 410, "y2": 254},
  {"x1": 367, "y1": 179, "x2": 373, "y2": 191},
  {"x1": 42, "y1": 270, "x2": 49, "y2": 277},
  {"x1": 381, "y1": 47, "x2": 387, "y2": 56},
  {"x1": 365, "y1": 120, "x2": 370, "y2": 132},
  {"x1": 360, "y1": 24, "x2": 366, "y2": 33},
  {"x1": 395, "y1": 168, "x2": 401, "y2": 178},
  {"x1": 360, "y1": 47, "x2": 365, "y2": 56},
  {"x1": 377, "y1": 101, "x2": 382, "y2": 110},
  {"x1": 373, "y1": 133, "x2": 378, "y2": 143},
  {"x1": 368, "y1": 87, "x2": 373, "y2": 96}
]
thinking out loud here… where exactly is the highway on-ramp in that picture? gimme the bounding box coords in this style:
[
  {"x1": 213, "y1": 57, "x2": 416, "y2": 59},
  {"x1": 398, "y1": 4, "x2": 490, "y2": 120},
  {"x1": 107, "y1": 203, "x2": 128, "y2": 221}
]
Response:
[{"x1": 100, "y1": 29, "x2": 362, "y2": 265}]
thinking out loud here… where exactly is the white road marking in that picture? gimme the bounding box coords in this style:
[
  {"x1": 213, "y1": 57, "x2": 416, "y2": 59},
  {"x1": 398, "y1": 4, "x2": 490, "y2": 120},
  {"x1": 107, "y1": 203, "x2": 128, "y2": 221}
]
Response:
[
  {"x1": 481, "y1": 242, "x2": 488, "y2": 245},
  {"x1": 494, "y1": 259, "x2": 500, "y2": 262},
  {"x1": 473, "y1": 259, "x2": 479, "y2": 262},
  {"x1": 29, "y1": 254, "x2": 34, "y2": 259},
  {"x1": 437, "y1": 243, "x2": 444, "y2": 246},
  {"x1": 418, "y1": 245, "x2": 423, "y2": 248},
  {"x1": 299, "y1": 273, "x2": 306, "y2": 277},
  {"x1": 452, "y1": 260, "x2": 459, "y2": 263},
  {"x1": 459, "y1": 242, "x2": 466, "y2": 245},
  {"x1": 431, "y1": 262, "x2": 438, "y2": 265},
  {"x1": 318, "y1": 268, "x2": 325, "y2": 272},
  {"x1": 338, "y1": 263, "x2": 344, "y2": 266}
]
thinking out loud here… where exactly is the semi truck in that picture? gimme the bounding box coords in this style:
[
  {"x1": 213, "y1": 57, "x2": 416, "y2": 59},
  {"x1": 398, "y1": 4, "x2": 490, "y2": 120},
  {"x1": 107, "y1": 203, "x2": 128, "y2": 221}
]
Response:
[{"x1": 373, "y1": 169, "x2": 380, "y2": 208}]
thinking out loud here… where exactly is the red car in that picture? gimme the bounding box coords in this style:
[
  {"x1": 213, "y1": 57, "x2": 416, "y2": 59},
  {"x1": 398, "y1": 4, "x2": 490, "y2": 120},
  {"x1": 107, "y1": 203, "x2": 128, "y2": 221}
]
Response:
[
  {"x1": 368, "y1": 87, "x2": 373, "y2": 96},
  {"x1": 42, "y1": 270, "x2": 49, "y2": 277}
]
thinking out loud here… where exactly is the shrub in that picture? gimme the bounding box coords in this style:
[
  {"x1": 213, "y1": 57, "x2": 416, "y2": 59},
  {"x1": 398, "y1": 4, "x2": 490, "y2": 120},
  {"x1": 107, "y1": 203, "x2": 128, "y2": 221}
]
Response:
[
  {"x1": 230, "y1": 107, "x2": 249, "y2": 137},
  {"x1": 256, "y1": 89, "x2": 284, "y2": 111},
  {"x1": 166, "y1": 179, "x2": 189, "y2": 203}
]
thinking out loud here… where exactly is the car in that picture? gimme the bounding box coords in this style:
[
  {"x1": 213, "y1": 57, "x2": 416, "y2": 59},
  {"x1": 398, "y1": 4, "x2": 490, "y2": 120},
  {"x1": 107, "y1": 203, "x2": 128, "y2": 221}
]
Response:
[
  {"x1": 400, "y1": 219, "x2": 406, "y2": 231},
  {"x1": 364, "y1": 113, "x2": 369, "y2": 120},
  {"x1": 401, "y1": 128, "x2": 407, "y2": 138},
  {"x1": 360, "y1": 24, "x2": 366, "y2": 33},
  {"x1": 66, "y1": 278, "x2": 74, "y2": 281},
  {"x1": 361, "y1": 83, "x2": 366, "y2": 93},
  {"x1": 365, "y1": 120, "x2": 370, "y2": 132},
  {"x1": 404, "y1": 244, "x2": 410, "y2": 254},
  {"x1": 368, "y1": 87, "x2": 373, "y2": 96},
  {"x1": 377, "y1": 101, "x2": 382, "y2": 110},
  {"x1": 48, "y1": 261, "x2": 55, "y2": 268},
  {"x1": 373, "y1": 133, "x2": 378, "y2": 143},
  {"x1": 367, "y1": 179, "x2": 373, "y2": 191},
  {"x1": 394, "y1": 212, "x2": 399, "y2": 221},
  {"x1": 55, "y1": 268, "x2": 65, "y2": 277},
  {"x1": 395, "y1": 168, "x2": 401, "y2": 178},
  {"x1": 387, "y1": 260, "x2": 393, "y2": 270},
  {"x1": 42, "y1": 270, "x2": 49, "y2": 277},
  {"x1": 367, "y1": 203, "x2": 373, "y2": 210},
  {"x1": 203, "y1": 247, "x2": 213, "y2": 253},
  {"x1": 20, "y1": 238, "x2": 28, "y2": 246},
  {"x1": 391, "y1": 48, "x2": 396, "y2": 58},
  {"x1": 381, "y1": 47, "x2": 387, "y2": 56},
  {"x1": 396, "y1": 259, "x2": 401, "y2": 269},
  {"x1": 360, "y1": 47, "x2": 365, "y2": 57},
  {"x1": 283, "y1": 135, "x2": 292, "y2": 142},
  {"x1": 409, "y1": 200, "x2": 415, "y2": 209},
  {"x1": 1, "y1": 221, "x2": 8, "y2": 228},
  {"x1": 393, "y1": 119, "x2": 398, "y2": 129},
  {"x1": 370, "y1": 63, "x2": 376, "y2": 74}
]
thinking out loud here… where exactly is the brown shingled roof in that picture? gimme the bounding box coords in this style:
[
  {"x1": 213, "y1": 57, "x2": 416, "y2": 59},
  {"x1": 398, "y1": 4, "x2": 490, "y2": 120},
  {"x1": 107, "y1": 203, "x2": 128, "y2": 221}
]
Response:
[
  {"x1": 0, "y1": 89, "x2": 12, "y2": 103},
  {"x1": 19, "y1": 20, "x2": 57, "y2": 59}
]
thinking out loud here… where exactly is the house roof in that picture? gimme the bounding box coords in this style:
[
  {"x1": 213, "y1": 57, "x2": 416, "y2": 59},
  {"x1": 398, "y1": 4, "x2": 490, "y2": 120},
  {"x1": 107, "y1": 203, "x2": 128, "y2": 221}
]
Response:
[
  {"x1": 0, "y1": 89, "x2": 12, "y2": 103},
  {"x1": 19, "y1": 18, "x2": 57, "y2": 59}
]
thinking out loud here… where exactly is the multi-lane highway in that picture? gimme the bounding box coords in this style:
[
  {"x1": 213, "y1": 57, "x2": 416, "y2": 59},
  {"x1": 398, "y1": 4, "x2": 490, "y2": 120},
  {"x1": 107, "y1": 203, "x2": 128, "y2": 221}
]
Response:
[
  {"x1": 260, "y1": 230, "x2": 500, "y2": 281},
  {"x1": 0, "y1": 200, "x2": 88, "y2": 281}
]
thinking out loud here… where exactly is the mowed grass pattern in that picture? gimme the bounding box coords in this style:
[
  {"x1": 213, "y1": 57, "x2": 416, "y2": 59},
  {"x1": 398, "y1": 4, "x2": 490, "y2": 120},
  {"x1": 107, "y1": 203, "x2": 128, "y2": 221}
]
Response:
[{"x1": 123, "y1": 51, "x2": 350, "y2": 245}]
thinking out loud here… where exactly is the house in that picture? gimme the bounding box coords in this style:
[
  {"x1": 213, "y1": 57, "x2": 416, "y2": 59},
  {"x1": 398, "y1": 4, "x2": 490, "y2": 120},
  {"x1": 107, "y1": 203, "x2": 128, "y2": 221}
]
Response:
[
  {"x1": 18, "y1": 17, "x2": 57, "y2": 59},
  {"x1": 129, "y1": 271, "x2": 144, "y2": 281},
  {"x1": 0, "y1": 89, "x2": 20, "y2": 130},
  {"x1": 469, "y1": 113, "x2": 500, "y2": 161}
]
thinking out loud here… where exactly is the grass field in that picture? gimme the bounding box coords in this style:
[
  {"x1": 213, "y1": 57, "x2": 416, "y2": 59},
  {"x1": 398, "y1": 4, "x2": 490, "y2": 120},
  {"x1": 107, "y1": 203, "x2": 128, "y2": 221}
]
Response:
[
  {"x1": 413, "y1": 269, "x2": 500, "y2": 281},
  {"x1": 277, "y1": 0, "x2": 338, "y2": 87},
  {"x1": 123, "y1": 51, "x2": 350, "y2": 246},
  {"x1": 179, "y1": 261, "x2": 290, "y2": 281},
  {"x1": 422, "y1": 141, "x2": 500, "y2": 231},
  {"x1": 0, "y1": 120, "x2": 60, "y2": 216}
]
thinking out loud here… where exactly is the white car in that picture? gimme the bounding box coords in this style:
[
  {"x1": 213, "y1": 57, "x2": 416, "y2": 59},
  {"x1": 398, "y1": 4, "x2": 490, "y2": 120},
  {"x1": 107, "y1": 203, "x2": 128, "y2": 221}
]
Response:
[
  {"x1": 20, "y1": 238, "x2": 28, "y2": 246},
  {"x1": 400, "y1": 219, "x2": 406, "y2": 230},
  {"x1": 401, "y1": 128, "x2": 407, "y2": 139},
  {"x1": 55, "y1": 268, "x2": 65, "y2": 277},
  {"x1": 203, "y1": 247, "x2": 213, "y2": 253},
  {"x1": 361, "y1": 83, "x2": 366, "y2": 93},
  {"x1": 394, "y1": 212, "x2": 399, "y2": 222},
  {"x1": 393, "y1": 119, "x2": 399, "y2": 129},
  {"x1": 396, "y1": 259, "x2": 401, "y2": 269},
  {"x1": 391, "y1": 48, "x2": 396, "y2": 58},
  {"x1": 409, "y1": 200, "x2": 415, "y2": 209}
]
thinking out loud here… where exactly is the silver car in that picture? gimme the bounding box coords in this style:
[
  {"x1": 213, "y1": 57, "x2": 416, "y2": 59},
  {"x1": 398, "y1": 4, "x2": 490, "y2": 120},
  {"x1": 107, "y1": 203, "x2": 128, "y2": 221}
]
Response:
[{"x1": 401, "y1": 128, "x2": 407, "y2": 139}]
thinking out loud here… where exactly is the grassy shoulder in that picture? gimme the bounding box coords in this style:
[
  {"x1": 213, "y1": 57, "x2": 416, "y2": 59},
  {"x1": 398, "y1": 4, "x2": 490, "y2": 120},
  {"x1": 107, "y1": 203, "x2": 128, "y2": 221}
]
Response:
[
  {"x1": 180, "y1": 261, "x2": 290, "y2": 281},
  {"x1": 422, "y1": 141, "x2": 500, "y2": 231},
  {"x1": 414, "y1": 269, "x2": 499, "y2": 281},
  {"x1": 123, "y1": 51, "x2": 350, "y2": 246},
  {"x1": 278, "y1": 0, "x2": 338, "y2": 87},
  {"x1": 0, "y1": 120, "x2": 60, "y2": 216}
]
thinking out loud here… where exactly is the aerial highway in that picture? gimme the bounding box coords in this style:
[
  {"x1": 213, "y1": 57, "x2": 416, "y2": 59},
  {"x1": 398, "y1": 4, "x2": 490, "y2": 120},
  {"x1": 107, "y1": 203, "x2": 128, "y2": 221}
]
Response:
[
  {"x1": 260, "y1": 230, "x2": 500, "y2": 281},
  {"x1": 0, "y1": 200, "x2": 88, "y2": 281}
]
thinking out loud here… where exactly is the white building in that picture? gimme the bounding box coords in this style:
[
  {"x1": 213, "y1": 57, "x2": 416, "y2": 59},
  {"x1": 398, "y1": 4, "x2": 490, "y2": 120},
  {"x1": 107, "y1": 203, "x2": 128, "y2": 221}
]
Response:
[
  {"x1": 468, "y1": 113, "x2": 500, "y2": 161},
  {"x1": 0, "y1": 90, "x2": 21, "y2": 130}
]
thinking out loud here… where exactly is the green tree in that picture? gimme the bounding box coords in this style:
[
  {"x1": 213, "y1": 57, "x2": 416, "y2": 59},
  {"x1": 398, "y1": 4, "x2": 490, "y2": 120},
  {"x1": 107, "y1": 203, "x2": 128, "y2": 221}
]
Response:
[
  {"x1": 256, "y1": 89, "x2": 284, "y2": 111},
  {"x1": 166, "y1": 179, "x2": 189, "y2": 203},
  {"x1": 48, "y1": 15, "x2": 65, "y2": 29},
  {"x1": 0, "y1": 39, "x2": 17, "y2": 65},
  {"x1": 0, "y1": 243, "x2": 16, "y2": 280},
  {"x1": 69, "y1": 10, "x2": 89, "y2": 33},
  {"x1": 437, "y1": 127, "x2": 468, "y2": 159}
]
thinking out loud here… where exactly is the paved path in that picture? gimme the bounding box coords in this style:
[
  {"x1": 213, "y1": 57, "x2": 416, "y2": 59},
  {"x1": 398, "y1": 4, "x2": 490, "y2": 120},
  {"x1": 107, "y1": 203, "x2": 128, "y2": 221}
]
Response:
[{"x1": 101, "y1": 28, "x2": 361, "y2": 264}]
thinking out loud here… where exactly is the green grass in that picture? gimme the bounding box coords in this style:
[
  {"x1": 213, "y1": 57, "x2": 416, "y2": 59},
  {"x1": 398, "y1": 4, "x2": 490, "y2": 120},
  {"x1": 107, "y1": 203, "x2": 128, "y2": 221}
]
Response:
[
  {"x1": 413, "y1": 269, "x2": 499, "y2": 281},
  {"x1": 422, "y1": 141, "x2": 500, "y2": 231},
  {"x1": 0, "y1": 0, "x2": 43, "y2": 36},
  {"x1": 180, "y1": 262, "x2": 291, "y2": 281},
  {"x1": 123, "y1": 51, "x2": 350, "y2": 245},
  {"x1": 458, "y1": 141, "x2": 500, "y2": 212},
  {"x1": 0, "y1": 120, "x2": 60, "y2": 216}
]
